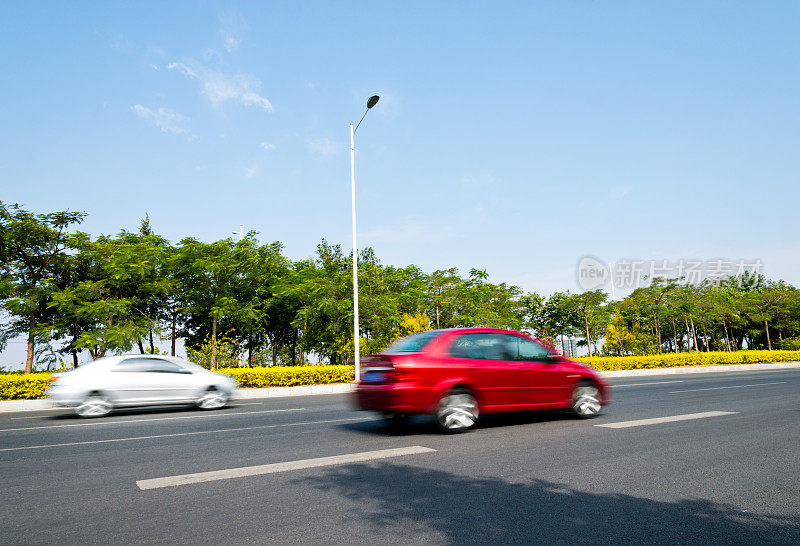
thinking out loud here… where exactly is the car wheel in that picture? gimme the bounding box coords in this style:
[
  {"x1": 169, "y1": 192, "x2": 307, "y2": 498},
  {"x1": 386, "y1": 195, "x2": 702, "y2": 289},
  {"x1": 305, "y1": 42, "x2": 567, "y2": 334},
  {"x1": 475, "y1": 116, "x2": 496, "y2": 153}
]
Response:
[
  {"x1": 571, "y1": 382, "x2": 602, "y2": 418},
  {"x1": 196, "y1": 387, "x2": 229, "y2": 410},
  {"x1": 435, "y1": 389, "x2": 479, "y2": 433},
  {"x1": 75, "y1": 392, "x2": 113, "y2": 418}
]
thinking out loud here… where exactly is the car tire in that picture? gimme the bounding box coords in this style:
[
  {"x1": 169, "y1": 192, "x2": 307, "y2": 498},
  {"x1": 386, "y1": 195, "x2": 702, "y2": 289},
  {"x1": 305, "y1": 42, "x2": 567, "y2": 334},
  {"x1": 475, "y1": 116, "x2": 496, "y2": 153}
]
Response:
[
  {"x1": 75, "y1": 392, "x2": 113, "y2": 418},
  {"x1": 435, "y1": 389, "x2": 479, "y2": 433},
  {"x1": 196, "y1": 387, "x2": 229, "y2": 410},
  {"x1": 571, "y1": 381, "x2": 602, "y2": 418}
]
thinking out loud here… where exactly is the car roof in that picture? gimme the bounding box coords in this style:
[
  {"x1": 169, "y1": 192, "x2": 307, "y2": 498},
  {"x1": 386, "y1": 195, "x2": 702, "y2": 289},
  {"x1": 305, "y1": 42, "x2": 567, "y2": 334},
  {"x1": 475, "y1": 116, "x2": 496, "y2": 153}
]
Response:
[
  {"x1": 431, "y1": 327, "x2": 533, "y2": 336},
  {"x1": 80, "y1": 354, "x2": 185, "y2": 368}
]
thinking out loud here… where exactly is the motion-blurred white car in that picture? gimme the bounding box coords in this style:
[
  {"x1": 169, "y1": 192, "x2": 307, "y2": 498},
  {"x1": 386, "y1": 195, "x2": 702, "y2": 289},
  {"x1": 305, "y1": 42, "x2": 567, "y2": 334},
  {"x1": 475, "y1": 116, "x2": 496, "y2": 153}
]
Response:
[{"x1": 47, "y1": 355, "x2": 238, "y2": 417}]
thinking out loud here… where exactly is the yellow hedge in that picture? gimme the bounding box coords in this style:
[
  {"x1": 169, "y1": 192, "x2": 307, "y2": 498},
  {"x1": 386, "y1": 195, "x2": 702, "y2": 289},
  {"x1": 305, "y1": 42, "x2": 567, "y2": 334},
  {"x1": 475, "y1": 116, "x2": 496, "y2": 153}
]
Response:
[
  {"x1": 0, "y1": 373, "x2": 52, "y2": 401},
  {"x1": 574, "y1": 350, "x2": 800, "y2": 371},
  {"x1": 217, "y1": 365, "x2": 352, "y2": 388}
]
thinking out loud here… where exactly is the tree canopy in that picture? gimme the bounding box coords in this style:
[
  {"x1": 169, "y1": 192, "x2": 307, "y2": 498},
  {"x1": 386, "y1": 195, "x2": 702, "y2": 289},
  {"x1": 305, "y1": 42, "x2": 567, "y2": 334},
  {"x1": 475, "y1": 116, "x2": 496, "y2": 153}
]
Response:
[{"x1": 2, "y1": 202, "x2": 800, "y2": 371}]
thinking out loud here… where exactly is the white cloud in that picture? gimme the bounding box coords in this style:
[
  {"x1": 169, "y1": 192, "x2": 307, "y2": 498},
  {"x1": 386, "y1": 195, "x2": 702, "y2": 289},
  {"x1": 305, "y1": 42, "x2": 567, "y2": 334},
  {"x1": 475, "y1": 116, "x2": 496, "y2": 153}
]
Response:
[
  {"x1": 219, "y1": 11, "x2": 247, "y2": 53},
  {"x1": 168, "y1": 61, "x2": 273, "y2": 112},
  {"x1": 259, "y1": 141, "x2": 275, "y2": 150},
  {"x1": 308, "y1": 137, "x2": 339, "y2": 157},
  {"x1": 167, "y1": 61, "x2": 197, "y2": 79},
  {"x1": 244, "y1": 164, "x2": 258, "y2": 178},
  {"x1": 131, "y1": 105, "x2": 188, "y2": 135}
]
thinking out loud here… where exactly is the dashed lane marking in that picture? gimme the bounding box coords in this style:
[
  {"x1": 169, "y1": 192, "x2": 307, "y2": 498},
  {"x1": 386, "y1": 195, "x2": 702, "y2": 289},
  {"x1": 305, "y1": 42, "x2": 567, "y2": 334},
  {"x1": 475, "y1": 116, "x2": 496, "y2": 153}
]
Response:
[{"x1": 137, "y1": 446, "x2": 437, "y2": 490}]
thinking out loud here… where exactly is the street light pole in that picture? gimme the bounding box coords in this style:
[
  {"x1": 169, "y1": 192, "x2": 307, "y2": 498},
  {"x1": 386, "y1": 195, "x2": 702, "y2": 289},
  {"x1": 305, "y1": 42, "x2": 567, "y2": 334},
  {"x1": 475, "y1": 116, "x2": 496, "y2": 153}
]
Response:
[{"x1": 350, "y1": 95, "x2": 379, "y2": 382}]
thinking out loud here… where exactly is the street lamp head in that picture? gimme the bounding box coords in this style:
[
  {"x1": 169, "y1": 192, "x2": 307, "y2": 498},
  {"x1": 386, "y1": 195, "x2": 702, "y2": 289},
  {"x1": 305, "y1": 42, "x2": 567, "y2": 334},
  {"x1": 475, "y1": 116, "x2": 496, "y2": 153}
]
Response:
[{"x1": 367, "y1": 95, "x2": 380, "y2": 109}]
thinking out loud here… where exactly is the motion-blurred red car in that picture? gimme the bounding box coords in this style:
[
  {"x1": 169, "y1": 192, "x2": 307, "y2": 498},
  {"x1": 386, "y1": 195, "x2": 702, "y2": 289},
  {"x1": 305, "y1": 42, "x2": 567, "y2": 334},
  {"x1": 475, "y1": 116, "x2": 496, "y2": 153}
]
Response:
[{"x1": 353, "y1": 328, "x2": 610, "y2": 432}]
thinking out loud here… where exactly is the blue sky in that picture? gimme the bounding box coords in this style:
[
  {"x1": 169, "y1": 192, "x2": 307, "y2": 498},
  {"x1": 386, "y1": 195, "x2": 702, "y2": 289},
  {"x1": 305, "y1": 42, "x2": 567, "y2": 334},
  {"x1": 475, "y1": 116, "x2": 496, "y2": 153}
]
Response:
[{"x1": 2, "y1": 1, "x2": 799, "y2": 297}]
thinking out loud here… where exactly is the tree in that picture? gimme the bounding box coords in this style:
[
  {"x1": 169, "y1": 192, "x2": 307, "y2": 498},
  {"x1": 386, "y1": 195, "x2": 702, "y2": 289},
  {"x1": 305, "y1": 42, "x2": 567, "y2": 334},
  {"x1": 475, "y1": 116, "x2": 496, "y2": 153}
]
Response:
[
  {"x1": 47, "y1": 231, "x2": 165, "y2": 359},
  {"x1": 176, "y1": 235, "x2": 260, "y2": 369},
  {"x1": 0, "y1": 202, "x2": 85, "y2": 372},
  {"x1": 743, "y1": 281, "x2": 794, "y2": 350},
  {"x1": 564, "y1": 290, "x2": 608, "y2": 357}
]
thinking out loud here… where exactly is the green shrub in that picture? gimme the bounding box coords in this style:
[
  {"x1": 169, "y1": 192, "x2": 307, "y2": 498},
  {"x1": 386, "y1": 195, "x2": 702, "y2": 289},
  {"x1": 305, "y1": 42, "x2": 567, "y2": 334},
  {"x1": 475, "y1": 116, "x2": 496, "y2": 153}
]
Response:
[
  {"x1": 186, "y1": 335, "x2": 240, "y2": 369},
  {"x1": 575, "y1": 350, "x2": 800, "y2": 371}
]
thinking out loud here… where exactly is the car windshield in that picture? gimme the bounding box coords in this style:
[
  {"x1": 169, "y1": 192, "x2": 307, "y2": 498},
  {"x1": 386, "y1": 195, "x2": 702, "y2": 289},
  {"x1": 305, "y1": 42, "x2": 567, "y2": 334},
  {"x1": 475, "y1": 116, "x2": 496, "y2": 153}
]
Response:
[{"x1": 382, "y1": 331, "x2": 438, "y2": 354}]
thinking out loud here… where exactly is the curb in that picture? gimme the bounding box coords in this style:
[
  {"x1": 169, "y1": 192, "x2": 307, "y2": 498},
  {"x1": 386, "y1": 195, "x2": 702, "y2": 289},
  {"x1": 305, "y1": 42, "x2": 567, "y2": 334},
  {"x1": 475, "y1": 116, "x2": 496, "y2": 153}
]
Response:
[
  {"x1": 234, "y1": 383, "x2": 355, "y2": 399},
  {"x1": 1, "y1": 362, "x2": 797, "y2": 412}
]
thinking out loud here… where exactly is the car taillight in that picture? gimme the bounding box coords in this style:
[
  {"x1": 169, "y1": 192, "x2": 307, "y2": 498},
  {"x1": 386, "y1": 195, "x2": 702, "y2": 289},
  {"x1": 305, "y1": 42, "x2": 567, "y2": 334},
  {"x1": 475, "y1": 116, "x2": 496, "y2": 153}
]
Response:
[
  {"x1": 389, "y1": 367, "x2": 422, "y2": 383},
  {"x1": 49, "y1": 377, "x2": 58, "y2": 386}
]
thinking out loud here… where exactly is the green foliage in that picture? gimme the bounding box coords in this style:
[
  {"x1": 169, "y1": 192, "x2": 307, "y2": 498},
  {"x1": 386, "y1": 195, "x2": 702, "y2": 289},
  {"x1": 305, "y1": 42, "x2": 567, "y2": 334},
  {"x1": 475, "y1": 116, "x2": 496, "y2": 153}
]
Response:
[
  {"x1": 186, "y1": 335, "x2": 240, "y2": 369},
  {"x1": 0, "y1": 202, "x2": 86, "y2": 371},
  {"x1": 5, "y1": 203, "x2": 800, "y2": 374},
  {"x1": 780, "y1": 337, "x2": 800, "y2": 350}
]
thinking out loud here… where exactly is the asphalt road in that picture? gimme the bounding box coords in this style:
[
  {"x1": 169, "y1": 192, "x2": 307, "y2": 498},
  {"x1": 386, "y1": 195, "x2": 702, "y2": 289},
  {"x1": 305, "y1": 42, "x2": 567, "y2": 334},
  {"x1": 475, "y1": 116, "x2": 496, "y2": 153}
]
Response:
[{"x1": 1, "y1": 368, "x2": 798, "y2": 545}]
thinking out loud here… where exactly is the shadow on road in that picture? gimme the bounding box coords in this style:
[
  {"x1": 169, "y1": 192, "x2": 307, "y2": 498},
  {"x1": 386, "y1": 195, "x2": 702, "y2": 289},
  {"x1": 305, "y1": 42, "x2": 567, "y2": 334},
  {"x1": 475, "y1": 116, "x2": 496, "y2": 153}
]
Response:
[
  {"x1": 341, "y1": 409, "x2": 583, "y2": 436},
  {"x1": 45, "y1": 404, "x2": 242, "y2": 420},
  {"x1": 293, "y1": 463, "x2": 800, "y2": 544}
]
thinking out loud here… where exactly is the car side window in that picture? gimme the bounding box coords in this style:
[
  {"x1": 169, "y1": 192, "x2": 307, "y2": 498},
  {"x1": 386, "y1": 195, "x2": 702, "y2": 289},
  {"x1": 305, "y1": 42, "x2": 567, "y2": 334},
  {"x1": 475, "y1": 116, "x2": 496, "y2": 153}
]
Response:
[
  {"x1": 518, "y1": 338, "x2": 552, "y2": 361},
  {"x1": 450, "y1": 334, "x2": 481, "y2": 359},
  {"x1": 450, "y1": 333, "x2": 517, "y2": 361},
  {"x1": 115, "y1": 358, "x2": 188, "y2": 373}
]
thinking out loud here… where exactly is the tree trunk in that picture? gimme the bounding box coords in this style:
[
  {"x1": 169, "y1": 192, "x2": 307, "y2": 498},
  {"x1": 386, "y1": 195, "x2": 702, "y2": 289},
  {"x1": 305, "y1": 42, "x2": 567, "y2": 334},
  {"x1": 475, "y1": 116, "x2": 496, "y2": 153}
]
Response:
[
  {"x1": 171, "y1": 312, "x2": 177, "y2": 356},
  {"x1": 684, "y1": 316, "x2": 692, "y2": 353},
  {"x1": 435, "y1": 305, "x2": 440, "y2": 329},
  {"x1": 25, "y1": 313, "x2": 35, "y2": 373},
  {"x1": 722, "y1": 319, "x2": 731, "y2": 352},
  {"x1": 672, "y1": 318, "x2": 679, "y2": 353},
  {"x1": 583, "y1": 312, "x2": 592, "y2": 357},
  {"x1": 72, "y1": 350, "x2": 79, "y2": 368},
  {"x1": 247, "y1": 334, "x2": 253, "y2": 367},
  {"x1": 149, "y1": 328, "x2": 155, "y2": 354},
  {"x1": 690, "y1": 317, "x2": 699, "y2": 353},
  {"x1": 137, "y1": 338, "x2": 145, "y2": 354},
  {"x1": 701, "y1": 324, "x2": 710, "y2": 352},
  {"x1": 764, "y1": 319, "x2": 772, "y2": 351},
  {"x1": 654, "y1": 312, "x2": 662, "y2": 354},
  {"x1": 211, "y1": 315, "x2": 218, "y2": 370},
  {"x1": 560, "y1": 334, "x2": 566, "y2": 356}
]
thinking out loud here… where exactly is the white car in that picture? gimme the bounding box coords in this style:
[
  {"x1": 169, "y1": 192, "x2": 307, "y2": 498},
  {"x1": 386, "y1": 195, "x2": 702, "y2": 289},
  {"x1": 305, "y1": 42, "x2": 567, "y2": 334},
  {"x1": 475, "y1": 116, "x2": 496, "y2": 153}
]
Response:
[{"x1": 47, "y1": 355, "x2": 239, "y2": 417}]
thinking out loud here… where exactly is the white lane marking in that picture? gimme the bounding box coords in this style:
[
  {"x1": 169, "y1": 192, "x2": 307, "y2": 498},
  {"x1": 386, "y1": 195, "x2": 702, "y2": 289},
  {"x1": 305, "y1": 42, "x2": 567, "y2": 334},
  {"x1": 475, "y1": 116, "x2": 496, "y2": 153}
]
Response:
[
  {"x1": 0, "y1": 417, "x2": 377, "y2": 453},
  {"x1": 232, "y1": 402, "x2": 264, "y2": 406},
  {"x1": 596, "y1": 411, "x2": 738, "y2": 429},
  {"x1": 137, "y1": 446, "x2": 437, "y2": 490},
  {"x1": 0, "y1": 408, "x2": 305, "y2": 433},
  {"x1": 613, "y1": 380, "x2": 685, "y2": 387},
  {"x1": 668, "y1": 382, "x2": 787, "y2": 394}
]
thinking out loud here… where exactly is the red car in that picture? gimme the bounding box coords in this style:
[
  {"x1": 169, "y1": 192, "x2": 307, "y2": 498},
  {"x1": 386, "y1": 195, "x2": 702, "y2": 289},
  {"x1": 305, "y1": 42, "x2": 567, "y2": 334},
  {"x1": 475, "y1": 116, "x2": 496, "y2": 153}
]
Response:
[{"x1": 353, "y1": 328, "x2": 610, "y2": 432}]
